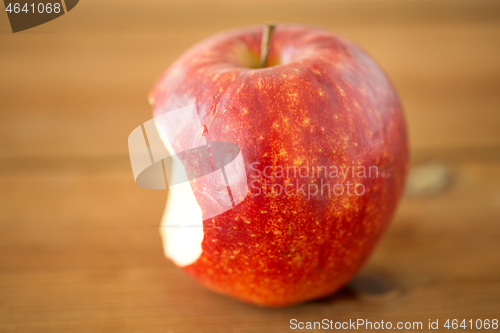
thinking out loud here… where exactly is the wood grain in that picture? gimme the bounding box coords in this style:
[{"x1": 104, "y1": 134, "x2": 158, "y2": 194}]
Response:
[{"x1": 0, "y1": 0, "x2": 499, "y2": 331}]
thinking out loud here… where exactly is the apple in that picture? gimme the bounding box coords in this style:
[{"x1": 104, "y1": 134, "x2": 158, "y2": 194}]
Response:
[{"x1": 149, "y1": 24, "x2": 408, "y2": 307}]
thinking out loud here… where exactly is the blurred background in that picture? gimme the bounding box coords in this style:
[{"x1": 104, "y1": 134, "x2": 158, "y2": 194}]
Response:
[{"x1": 1, "y1": 0, "x2": 499, "y2": 332}]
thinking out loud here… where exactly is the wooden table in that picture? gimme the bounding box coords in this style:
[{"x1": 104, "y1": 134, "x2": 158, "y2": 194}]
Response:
[{"x1": 1, "y1": 0, "x2": 499, "y2": 331}]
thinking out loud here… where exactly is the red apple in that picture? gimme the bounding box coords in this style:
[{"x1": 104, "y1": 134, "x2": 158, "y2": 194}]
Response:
[{"x1": 149, "y1": 24, "x2": 408, "y2": 307}]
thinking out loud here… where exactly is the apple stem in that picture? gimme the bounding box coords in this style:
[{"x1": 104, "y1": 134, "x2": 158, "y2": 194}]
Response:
[{"x1": 260, "y1": 24, "x2": 275, "y2": 68}]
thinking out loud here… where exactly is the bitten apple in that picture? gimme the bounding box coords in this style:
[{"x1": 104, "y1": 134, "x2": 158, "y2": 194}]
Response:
[{"x1": 149, "y1": 24, "x2": 408, "y2": 307}]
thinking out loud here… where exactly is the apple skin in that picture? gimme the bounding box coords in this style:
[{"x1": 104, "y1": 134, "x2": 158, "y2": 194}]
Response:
[{"x1": 150, "y1": 24, "x2": 408, "y2": 307}]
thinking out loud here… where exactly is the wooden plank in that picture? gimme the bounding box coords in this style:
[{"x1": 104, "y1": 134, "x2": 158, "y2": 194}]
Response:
[
  {"x1": 0, "y1": 150, "x2": 499, "y2": 332},
  {"x1": 1, "y1": 1, "x2": 500, "y2": 158}
]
